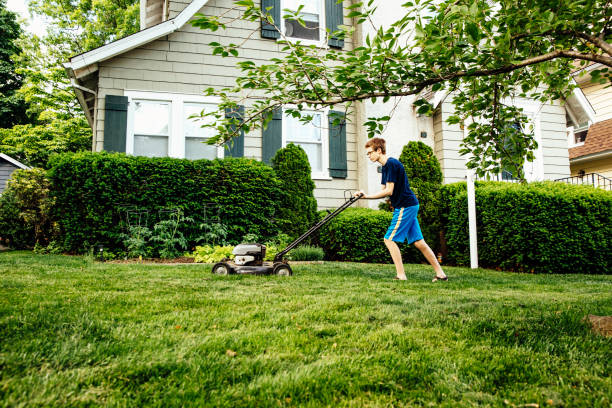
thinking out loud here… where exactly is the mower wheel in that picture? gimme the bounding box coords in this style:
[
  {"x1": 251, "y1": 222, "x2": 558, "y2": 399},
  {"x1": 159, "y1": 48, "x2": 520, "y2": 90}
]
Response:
[
  {"x1": 212, "y1": 262, "x2": 233, "y2": 275},
  {"x1": 273, "y1": 263, "x2": 292, "y2": 276}
]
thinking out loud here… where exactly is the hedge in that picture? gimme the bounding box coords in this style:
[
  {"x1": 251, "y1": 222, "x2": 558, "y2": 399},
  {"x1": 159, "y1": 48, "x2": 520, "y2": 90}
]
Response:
[
  {"x1": 47, "y1": 152, "x2": 283, "y2": 253},
  {"x1": 443, "y1": 181, "x2": 611, "y2": 274},
  {"x1": 271, "y1": 144, "x2": 318, "y2": 240}
]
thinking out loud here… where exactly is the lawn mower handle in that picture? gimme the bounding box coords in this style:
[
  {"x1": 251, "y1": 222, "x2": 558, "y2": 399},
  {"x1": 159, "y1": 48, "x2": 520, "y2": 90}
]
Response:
[{"x1": 273, "y1": 192, "x2": 364, "y2": 262}]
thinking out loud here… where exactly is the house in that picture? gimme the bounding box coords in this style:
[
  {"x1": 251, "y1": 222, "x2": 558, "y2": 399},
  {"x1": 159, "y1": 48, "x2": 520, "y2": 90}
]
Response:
[
  {"x1": 64, "y1": 0, "x2": 595, "y2": 209},
  {"x1": 0, "y1": 153, "x2": 30, "y2": 194},
  {"x1": 64, "y1": 0, "x2": 356, "y2": 209},
  {"x1": 568, "y1": 63, "x2": 612, "y2": 183}
]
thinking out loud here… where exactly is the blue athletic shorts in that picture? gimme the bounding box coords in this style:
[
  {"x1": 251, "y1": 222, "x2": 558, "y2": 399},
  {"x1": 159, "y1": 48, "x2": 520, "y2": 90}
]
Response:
[{"x1": 384, "y1": 205, "x2": 423, "y2": 244}]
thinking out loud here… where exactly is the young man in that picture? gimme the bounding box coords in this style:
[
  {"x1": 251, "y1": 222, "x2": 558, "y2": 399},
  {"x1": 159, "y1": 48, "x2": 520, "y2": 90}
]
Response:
[{"x1": 355, "y1": 137, "x2": 447, "y2": 282}]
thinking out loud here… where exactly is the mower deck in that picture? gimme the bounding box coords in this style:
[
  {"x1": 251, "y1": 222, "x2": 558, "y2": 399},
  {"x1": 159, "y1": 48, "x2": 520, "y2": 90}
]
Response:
[{"x1": 212, "y1": 261, "x2": 292, "y2": 276}]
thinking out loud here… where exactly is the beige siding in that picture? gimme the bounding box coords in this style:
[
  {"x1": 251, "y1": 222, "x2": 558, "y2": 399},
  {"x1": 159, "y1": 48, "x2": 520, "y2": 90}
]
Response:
[
  {"x1": 433, "y1": 99, "x2": 570, "y2": 183},
  {"x1": 95, "y1": 0, "x2": 357, "y2": 209},
  {"x1": 580, "y1": 81, "x2": 612, "y2": 122},
  {"x1": 571, "y1": 156, "x2": 612, "y2": 178},
  {"x1": 434, "y1": 102, "x2": 466, "y2": 184}
]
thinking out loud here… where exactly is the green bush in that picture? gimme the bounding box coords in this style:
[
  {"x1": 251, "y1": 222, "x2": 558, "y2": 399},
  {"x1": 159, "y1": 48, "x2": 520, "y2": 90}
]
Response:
[
  {"x1": 318, "y1": 208, "x2": 393, "y2": 263},
  {"x1": 443, "y1": 181, "x2": 611, "y2": 274},
  {"x1": 288, "y1": 245, "x2": 325, "y2": 261},
  {"x1": 0, "y1": 168, "x2": 57, "y2": 248},
  {"x1": 398, "y1": 141, "x2": 443, "y2": 257},
  {"x1": 271, "y1": 143, "x2": 318, "y2": 239},
  {"x1": 48, "y1": 152, "x2": 283, "y2": 253},
  {"x1": 0, "y1": 188, "x2": 35, "y2": 248},
  {"x1": 192, "y1": 245, "x2": 234, "y2": 263}
]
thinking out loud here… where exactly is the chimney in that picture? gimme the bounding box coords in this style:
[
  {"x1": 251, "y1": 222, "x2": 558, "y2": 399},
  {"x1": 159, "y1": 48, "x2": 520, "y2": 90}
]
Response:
[{"x1": 140, "y1": 0, "x2": 167, "y2": 29}]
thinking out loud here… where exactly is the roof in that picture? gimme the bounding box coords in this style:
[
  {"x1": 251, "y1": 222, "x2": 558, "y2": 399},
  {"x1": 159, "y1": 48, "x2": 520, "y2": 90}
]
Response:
[
  {"x1": 0, "y1": 153, "x2": 30, "y2": 169},
  {"x1": 569, "y1": 118, "x2": 612, "y2": 160}
]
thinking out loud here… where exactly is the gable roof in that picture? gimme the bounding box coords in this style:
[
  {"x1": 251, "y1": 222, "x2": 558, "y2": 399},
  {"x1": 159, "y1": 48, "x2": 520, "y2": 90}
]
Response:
[
  {"x1": 0, "y1": 153, "x2": 31, "y2": 169},
  {"x1": 569, "y1": 118, "x2": 612, "y2": 161},
  {"x1": 64, "y1": 0, "x2": 211, "y2": 72}
]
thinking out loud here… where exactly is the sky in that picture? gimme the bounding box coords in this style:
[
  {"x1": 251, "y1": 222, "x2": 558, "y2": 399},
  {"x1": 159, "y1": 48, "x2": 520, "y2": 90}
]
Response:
[{"x1": 6, "y1": 0, "x2": 48, "y2": 37}]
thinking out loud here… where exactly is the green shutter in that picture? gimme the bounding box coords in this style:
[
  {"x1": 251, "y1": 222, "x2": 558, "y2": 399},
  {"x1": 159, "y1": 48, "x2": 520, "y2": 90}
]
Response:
[
  {"x1": 326, "y1": 0, "x2": 344, "y2": 49},
  {"x1": 329, "y1": 110, "x2": 347, "y2": 178},
  {"x1": 103, "y1": 95, "x2": 128, "y2": 152},
  {"x1": 262, "y1": 108, "x2": 282, "y2": 164},
  {"x1": 224, "y1": 105, "x2": 244, "y2": 157},
  {"x1": 261, "y1": 0, "x2": 281, "y2": 39}
]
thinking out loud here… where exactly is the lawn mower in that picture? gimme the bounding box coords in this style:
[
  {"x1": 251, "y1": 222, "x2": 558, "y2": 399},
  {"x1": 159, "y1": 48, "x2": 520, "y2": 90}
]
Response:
[{"x1": 211, "y1": 192, "x2": 363, "y2": 276}]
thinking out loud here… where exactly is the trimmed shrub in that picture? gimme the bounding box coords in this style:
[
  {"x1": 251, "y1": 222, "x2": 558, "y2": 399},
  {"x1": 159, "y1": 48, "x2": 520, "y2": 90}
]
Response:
[
  {"x1": 0, "y1": 168, "x2": 57, "y2": 248},
  {"x1": 0, "y1": 188, "x2": 35, "y2": 248},
  {"x1": 271, "y1": 143, "x2": 318, "y2": 239},
  {"x1": 444, "y1": 181, "x2": 611, "y2": 274},
  {"x1": 398, "y1": 141, "x2": 443, "y2": 258},
  {"x1": 48, "y1": 152, "x2": 283, "y2": 253},
  {"x1": 318, "y1": 208, "x2": 393, "y2": 263}
]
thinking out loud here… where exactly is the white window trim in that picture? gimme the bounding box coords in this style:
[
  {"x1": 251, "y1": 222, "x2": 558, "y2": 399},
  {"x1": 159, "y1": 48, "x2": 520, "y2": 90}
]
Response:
[
  {"x1": 279, "y1": 0, "x2": 327, "y2": 48},
  {"x1": 281, "y1": 106, "x2": 331, "y2": 180},
  {"x1": 567, "y1": 124, "x2": 589, "y2": 148},
  {"x1": 125, "y1": 90, "x2": 223, "y2": 159}
]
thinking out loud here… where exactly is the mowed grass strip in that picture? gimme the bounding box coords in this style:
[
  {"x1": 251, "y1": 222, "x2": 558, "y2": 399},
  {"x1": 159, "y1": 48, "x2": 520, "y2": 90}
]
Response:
[{"x1": 0, "y1": 251, "x2": 610, "y2": 407}]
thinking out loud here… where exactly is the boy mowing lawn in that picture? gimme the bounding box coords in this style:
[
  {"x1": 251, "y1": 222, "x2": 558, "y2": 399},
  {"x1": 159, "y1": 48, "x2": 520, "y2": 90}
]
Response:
[{"x1": 355, "y1": 138, "x2": 447, "y2": 282}]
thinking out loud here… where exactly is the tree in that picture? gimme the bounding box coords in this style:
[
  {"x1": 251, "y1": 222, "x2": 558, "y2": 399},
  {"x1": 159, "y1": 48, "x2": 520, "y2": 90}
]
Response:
[
  {"x1": 0, "y1": 0, "x2": 29, "y2": 127},
  {"x1": 28, "y1": 0, "x2": 140, "y2": 57},
  {"x1": 0, "y1": 0, "x2": 141, "y2": 167},
  {"x1": 191, "y1": 0, "x2": 611, "y2": 182}
]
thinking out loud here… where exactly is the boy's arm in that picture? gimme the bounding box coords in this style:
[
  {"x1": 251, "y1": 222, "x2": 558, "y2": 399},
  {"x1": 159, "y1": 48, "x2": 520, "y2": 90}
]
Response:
[{"x1": 355, "y1": 182, "x2": 394, "y2": 199}]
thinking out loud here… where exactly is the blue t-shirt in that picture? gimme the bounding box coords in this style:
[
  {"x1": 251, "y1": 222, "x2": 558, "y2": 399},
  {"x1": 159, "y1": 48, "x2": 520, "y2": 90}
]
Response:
[{"x1": 381, "y1": 157, "x2": 418, "y2": 208}]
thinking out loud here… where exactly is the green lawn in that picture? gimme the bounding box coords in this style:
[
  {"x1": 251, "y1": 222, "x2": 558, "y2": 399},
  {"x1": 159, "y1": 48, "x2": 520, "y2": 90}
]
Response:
[{"x1": 0, "y1": 252, "x2": 610, "y2": 407}]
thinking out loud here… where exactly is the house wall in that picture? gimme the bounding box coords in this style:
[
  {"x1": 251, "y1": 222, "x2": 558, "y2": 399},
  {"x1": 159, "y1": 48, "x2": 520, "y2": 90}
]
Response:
[
  {"x1": 579, "y1": 80, "x2": 612, "y2": 122},
  {"x1": 0, "y1": 160, "x2": 18, "y2": 194},
  {"x1": 94, "y1": 0, "x2": 358, "y2": 209},
  {"x1": 571, "y1": 156, "x2": 612, "y2": 178},
  {"x1": 432, "y1": 98, "x2": 570, "y2": 184}
]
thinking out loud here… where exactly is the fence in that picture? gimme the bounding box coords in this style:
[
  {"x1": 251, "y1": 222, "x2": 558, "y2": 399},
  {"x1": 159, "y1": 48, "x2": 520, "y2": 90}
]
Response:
[{"x1": 554, "y1": 173, "x2": 612, "y2": 191}]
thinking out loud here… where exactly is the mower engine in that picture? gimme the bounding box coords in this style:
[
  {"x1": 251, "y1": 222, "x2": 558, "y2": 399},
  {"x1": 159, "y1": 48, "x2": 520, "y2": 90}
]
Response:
[{"x1": 232, "y1": 243, "x2": 266, "y2": 266}]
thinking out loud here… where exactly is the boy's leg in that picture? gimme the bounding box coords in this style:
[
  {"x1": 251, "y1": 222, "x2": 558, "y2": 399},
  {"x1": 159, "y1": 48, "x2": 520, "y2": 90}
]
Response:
[
  {"x1": 384, "y1": 238, "x2": 406, "y2": 279},
  {"x1": 413, "y1": 239, "x2": 446, "y2": 278}
]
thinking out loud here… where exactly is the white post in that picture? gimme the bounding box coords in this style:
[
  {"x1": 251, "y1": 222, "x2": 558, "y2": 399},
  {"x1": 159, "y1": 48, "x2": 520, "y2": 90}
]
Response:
[{"x1": 467, "y1": 169, "x2": 478, "y2": 269}]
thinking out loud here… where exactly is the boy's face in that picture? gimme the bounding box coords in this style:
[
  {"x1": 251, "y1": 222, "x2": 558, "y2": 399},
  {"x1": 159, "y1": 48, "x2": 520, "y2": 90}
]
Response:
[{"x1": 366, "y1": 147, "x2": 380, "y2": 162}]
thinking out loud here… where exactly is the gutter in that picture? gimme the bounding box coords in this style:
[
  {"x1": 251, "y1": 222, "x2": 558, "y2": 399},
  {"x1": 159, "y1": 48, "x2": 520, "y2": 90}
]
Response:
[{"x1": 570, "y1": 149, "x2": 612, "y2": 164}]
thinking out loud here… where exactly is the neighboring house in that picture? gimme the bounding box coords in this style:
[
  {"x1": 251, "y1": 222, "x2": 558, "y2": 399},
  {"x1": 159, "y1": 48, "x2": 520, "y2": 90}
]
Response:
[
  {"x1": 356, "y1": 3, "x2": 595, "y2": 208},
  {"x1": 0, "y1": 153, "x2": 30, "y2": 194},
  {"x1": 64, "y1": 0, "x2": 595, "y2": 209},
  {"x1": 568, "y1": 63, "x2": 612, "y2": 182}
]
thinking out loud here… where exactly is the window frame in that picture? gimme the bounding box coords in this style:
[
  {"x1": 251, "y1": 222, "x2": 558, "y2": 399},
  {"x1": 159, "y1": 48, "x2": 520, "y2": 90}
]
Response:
[
  {"x1": 281, "y1": 106, "x2": 331, "y2": 180},
  {"x1": 125, "y1": 90, "x2": 223, "y2": 160},
  {"x1": 279, "y1": 0, "x2": 327, "y2": 47}
]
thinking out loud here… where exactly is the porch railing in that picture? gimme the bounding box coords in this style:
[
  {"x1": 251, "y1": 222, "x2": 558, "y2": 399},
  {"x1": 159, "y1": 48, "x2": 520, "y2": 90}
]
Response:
[{"x1": 554, "y1": 173, "x2": 612, "y2": 191}]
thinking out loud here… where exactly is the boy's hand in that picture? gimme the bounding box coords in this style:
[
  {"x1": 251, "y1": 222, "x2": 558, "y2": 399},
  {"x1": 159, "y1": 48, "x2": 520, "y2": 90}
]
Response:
[{"x1": 354, "y1": 191, "x2": 366, "y2": 199}]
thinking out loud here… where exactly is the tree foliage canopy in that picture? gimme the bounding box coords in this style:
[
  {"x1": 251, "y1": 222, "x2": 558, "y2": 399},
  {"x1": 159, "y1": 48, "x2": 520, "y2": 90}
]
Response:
[
  {"x1": 192, "y1": 0, "x2": 611, "y2": 181},
  {"x1": 0, "y1": 0, "x2": 28, "y2": 128}
]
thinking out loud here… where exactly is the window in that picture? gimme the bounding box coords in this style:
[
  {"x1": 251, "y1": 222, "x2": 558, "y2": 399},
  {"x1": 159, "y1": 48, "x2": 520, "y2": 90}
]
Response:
[
  {"x1": 282, "y1": 109, "x2": 329, "y2": 178},
  {"x1": 574, "y1": 128, "x2": 588, "y2": 144},
  {"x1": 125, "y1": 91, "x2": 223, "y2": 160},
  {"x1": 133, "y1": 100, "x2": 170, "y2": 158},
  {"x1": 281, "y1": 0, "x2": 324, "y2": 43},
  {"x1": 184, "y1": 103, "x2": 218, "y2": 160},
  {"x1": 568, "y1": 122, "x2": 589, "y2": 147}
]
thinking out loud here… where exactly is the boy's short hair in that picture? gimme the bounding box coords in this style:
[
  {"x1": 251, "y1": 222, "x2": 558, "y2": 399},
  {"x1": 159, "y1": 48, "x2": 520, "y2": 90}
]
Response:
[{"x1": 365, "y1": 137, "x2": 386, "y2": 154}]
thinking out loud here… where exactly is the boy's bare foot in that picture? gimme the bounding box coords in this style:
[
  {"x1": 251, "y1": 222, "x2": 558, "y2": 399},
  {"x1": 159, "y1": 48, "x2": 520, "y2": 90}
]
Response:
[
  {"x1": 393, "y1": 275, "x2": 407, "y2": 280},
  {"x1": 432, "y1": 274, "x2": 448, "y2": 282}
]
